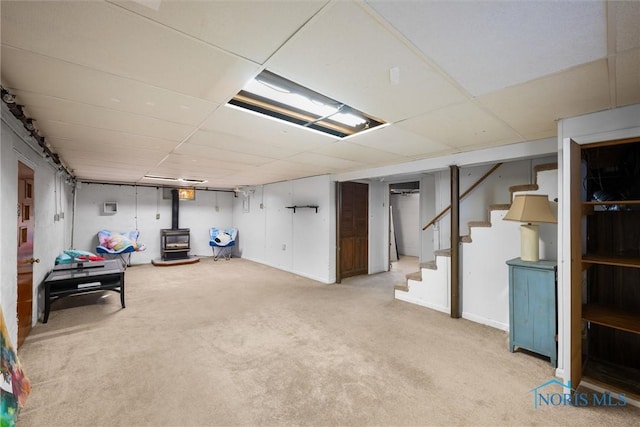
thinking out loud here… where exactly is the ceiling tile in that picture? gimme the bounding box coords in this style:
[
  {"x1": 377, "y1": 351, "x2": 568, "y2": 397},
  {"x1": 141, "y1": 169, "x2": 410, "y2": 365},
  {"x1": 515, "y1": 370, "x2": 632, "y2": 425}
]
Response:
[
  {"x1": 367, "y1": 0, "x2": 607, "y2": 96},
  {"x1": 348, "y1": 125, "x2": 453, "y2": 158},
  {"x1": 35, "y1": 122, "x2": 179, "y2": 152},
  {"x1": 1, "y1": 1, "x2": 260, "y2": 102},
  {"x1": 185, "y1": 129, "x2": 299, "y2": 159},
  {"x1": 74, "y1": 169, "x2": 143, "y2": 183},
  {"x1": 311, "y1": 140, "x2": 407, "y2": 166},
  {"x1": 147, "y1": 164, "x2": 240, "y2": 179},
  {"x1": 478, "y1": 60, "x2": 611, "y2": 140},
  {"x1": 48, "y1": 137, "x2": 169, "y2": 164},
  {"x1": 222, "y1": 169, "x2": 302, "y2": 187},
  {"x1": 253, "y1": 160, "x2": 332, "y2": 176},
  {"x1": 174, "y1": 142, "x2": 275, "y2": 166},
  {"x1": 614, "y1": 1, "x2": 640, "y2": 52},
  {"x1": 397, "y1": 102, "x2": 523, "y2": 149},
  {"x1": 24, "y1": 101, "x2": 195, "y2": 142},
  {"x1": 201, "y1": 105, "x2": 335, "y2": 150},
  {"x1": 266, "y1": 1, "x2": 467, "y2": 122},
  {"x1": 1, "y1": 47, "x2": 218, "y2": 126},
  {"x1": 616, "y1": 49, "x2": 640, "y2": 107},
  {"x1": 286, "y1": 152, "x2": 366, "y2": 171},
  {"x1": 147, "y1": 155, "x2": 249, "y2": 181},
  {"x1": 0, "y1": 0, "x2": 632, "y2": 189},
  {"x1": 110, "y1": 0, "x2": 329, "y2": 64},
  {"x1": 59, "y1": 151, "x2": 158, "y2": 181}
]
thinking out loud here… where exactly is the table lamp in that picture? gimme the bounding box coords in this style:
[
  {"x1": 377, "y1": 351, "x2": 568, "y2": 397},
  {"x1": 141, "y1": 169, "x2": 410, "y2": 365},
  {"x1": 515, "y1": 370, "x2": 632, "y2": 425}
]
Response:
[{"x1": 503, "y1": 194, "x2": 556, "y2": 262}]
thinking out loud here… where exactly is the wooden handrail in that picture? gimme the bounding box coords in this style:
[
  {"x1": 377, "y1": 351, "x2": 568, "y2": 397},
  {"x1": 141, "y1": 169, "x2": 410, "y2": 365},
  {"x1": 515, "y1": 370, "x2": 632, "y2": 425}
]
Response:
[{"x1": 422, "y1": 162, "x2": 503, "y2": 230}]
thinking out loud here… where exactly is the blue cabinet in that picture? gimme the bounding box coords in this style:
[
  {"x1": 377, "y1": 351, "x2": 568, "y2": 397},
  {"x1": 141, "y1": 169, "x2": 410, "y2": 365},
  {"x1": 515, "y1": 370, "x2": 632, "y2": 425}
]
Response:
[{"x1": 507, "y1": 258, "x2": 557, "y2": 367}]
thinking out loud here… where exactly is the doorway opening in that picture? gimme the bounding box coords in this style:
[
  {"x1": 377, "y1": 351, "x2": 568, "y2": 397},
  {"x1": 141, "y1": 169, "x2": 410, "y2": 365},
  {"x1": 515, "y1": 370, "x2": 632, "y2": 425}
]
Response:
[{"x1": 389, "y1": 181, "x2": 420, "y2": 275}]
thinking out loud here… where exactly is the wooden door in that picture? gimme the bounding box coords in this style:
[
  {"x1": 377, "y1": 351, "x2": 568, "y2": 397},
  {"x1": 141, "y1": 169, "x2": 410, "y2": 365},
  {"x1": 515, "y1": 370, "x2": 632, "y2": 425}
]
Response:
[
  {"x1": 338, "y1": 182, "x2": 368, "y2": 279},
  {"x1": 568, "y1": 139, "x2": 582, "y2": 389},
  {"x1": 17, "y1": 162, "x2": 36, "y2": 348}
]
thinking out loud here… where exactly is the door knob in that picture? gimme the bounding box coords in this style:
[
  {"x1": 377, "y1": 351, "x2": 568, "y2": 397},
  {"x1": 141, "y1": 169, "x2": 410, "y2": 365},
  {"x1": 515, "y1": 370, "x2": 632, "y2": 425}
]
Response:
[{"x1": 28, "y1": 258, "x2": 40, "y2": 264}]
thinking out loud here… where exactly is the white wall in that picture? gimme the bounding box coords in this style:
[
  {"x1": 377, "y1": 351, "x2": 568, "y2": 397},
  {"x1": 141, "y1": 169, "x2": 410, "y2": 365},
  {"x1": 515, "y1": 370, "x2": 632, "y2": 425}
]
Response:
[
  {"x1": 73, "y1": 184, "x2": 234, "y2": 263},
  {"x1": 1, "y1": 107, "x2": 73, "y2": 345},
  {"x1": 430, "y1": 156, "x2": 556, "y2": 253},
  {"x1": 70, "y1": 174, "x2": 334, "y2": 283},
  {"x1": 420, "y1": 174, "x2": 436, "y2": 263},
  {"x1": 461, "y1": 175, "x2": 558, "y2": 331},
  {"x1": 233, "y1": 175, "x2": 335, "y2": 283},
  {"x1": 390, "y1": 193, "x2": 420, "y2": 257},
  {"x1": 368, "y1": 180, "x2": 389, "y2": 274}
]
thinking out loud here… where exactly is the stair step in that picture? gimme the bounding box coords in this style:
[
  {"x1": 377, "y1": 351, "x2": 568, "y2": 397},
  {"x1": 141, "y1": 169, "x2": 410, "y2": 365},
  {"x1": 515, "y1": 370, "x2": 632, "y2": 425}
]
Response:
[
  {"x1": 394, "y1": 283, "x2": 409, "y2": 292},
  {"x1": 434, "y1": 248, "x2": 451, "y2": 257},
  {"x1": 489, "y1": 203, "x2": 511, "y2": 211},
  {"x1": 534, "y1": 162, "x2": 558, "y2": 173},
  {"x1": 406, "y1": 271, "x2": 422, "y2": 281},
  {"x1": 460, "y1": 235, "x2": 473, "y2": 243},
  {"x1": 509, "y1": 183, "x2": 538, "y2": 193},
  {"x1": 421, "y1": 261, "x2": 438, "y2": 270},
  {"x1": 468, "y1": 221, "x2": 491, "y2": 228}
]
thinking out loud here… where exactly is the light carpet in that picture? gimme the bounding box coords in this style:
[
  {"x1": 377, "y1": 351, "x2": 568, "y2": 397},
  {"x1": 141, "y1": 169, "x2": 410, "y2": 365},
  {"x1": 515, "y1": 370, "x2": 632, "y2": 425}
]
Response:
[{"x1": 17, "y1": 257, "x2": 640, "y2": 426}]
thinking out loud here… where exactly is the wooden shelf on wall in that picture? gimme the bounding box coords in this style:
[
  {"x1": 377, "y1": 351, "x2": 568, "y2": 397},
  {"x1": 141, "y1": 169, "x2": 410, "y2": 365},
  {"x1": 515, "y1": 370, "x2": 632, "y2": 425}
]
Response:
[
  {"x1": 286, "y1": 205, "x2": 319, "y2": 213},
  {"x1": 582, "y1": 304, "x2": 640, "y2": 335}
]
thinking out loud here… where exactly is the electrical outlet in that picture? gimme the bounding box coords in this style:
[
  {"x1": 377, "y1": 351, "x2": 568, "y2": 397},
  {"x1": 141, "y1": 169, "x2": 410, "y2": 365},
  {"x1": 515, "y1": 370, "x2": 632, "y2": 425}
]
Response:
[
  {"x1": 156, "y1": 213, "x2": 160, "y2": 220},
  {"x1": 59, "y1": 212, "x2": 64, "y2": 219}
]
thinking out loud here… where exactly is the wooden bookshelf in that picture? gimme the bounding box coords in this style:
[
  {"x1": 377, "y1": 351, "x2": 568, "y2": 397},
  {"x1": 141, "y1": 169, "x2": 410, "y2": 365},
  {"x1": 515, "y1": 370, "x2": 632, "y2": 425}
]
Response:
[{"x1": 574, "y1": 139, "x2": 640, "y2": 398}]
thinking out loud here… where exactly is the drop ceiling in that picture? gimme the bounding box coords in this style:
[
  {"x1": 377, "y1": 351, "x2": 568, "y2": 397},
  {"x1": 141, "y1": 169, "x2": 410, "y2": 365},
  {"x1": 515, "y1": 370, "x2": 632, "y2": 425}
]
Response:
[{"x1": 1, "y1": 0, "x2": 638, "y2": 188}]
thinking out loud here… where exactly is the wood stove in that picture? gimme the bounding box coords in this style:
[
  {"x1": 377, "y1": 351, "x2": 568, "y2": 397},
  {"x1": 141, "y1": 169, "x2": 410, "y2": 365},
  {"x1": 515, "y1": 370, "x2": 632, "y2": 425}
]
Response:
[
  {"x1": 160, "y1": 228, "x2": 190, "y2": 260},
  {"x1": 160, "y1": 188, "x2": 190, "y2": 261}
]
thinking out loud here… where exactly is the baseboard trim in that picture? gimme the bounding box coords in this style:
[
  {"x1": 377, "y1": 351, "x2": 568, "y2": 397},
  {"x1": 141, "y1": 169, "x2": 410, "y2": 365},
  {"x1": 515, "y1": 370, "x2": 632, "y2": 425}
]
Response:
[
  {"x1": 462, "y1": 311, "x2": 509, "y2": 331},
  {"x1": 394, "y1": 292, "x2": 450, "y2": 315}
]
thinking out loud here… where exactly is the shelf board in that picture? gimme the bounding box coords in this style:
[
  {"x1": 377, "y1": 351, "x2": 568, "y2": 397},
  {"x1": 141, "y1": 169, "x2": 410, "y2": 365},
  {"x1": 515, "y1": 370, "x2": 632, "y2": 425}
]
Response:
[
  {"x1": 583, "y1": 200, "x2": 640, "y2": 205},
  {"x1": 582, "y1": 254, "x2": 640, "y2": 268},
  {"x1": 583, "y1": 358, "x2": 640, "y2": 400},
  {"x1": 582, "y1": 304, "x2": 640, "y2": 335}
]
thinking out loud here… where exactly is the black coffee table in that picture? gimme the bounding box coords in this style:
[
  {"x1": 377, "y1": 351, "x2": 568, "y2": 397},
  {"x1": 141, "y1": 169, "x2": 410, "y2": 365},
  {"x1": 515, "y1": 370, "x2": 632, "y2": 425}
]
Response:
[{"x1": 43, "y1": 259, "x2": 125, "y2": 323}]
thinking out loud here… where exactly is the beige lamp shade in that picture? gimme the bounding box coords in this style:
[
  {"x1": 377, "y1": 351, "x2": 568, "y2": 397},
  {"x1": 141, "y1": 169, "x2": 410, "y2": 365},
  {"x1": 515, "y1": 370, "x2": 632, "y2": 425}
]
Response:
[
  {"x1": 503, "y1": 194, "x2": 556, "y2": 224},
  {"x1": 504, "y1": 194, "x2": 556, "y2": 262}
]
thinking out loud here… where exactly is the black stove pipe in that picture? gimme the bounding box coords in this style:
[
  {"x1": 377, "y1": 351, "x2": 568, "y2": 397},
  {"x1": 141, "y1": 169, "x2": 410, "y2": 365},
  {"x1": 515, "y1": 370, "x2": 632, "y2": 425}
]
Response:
[{"x1": 171, "y1": 188, "x2": 179, "y2": 229}]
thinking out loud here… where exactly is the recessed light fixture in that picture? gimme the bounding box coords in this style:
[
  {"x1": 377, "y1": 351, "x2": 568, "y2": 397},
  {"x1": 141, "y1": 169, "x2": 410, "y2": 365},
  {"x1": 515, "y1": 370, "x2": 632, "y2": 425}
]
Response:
[{"x1": 228, "y1": 70, "x2": 385, "y2": 138}]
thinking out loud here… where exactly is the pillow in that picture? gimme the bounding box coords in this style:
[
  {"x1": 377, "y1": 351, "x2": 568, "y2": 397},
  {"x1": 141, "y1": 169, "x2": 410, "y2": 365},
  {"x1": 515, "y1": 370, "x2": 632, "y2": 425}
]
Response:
[
  {"x1": 55, "y1": 252, "x2": 73, "y2": 265},
  {"x1": 65, "y1": 249, "x2": 98, "y2": 259},
  {"x1": 57, "y1": 249, "x2": 103, "y2": 264},
  {"x1": 97, "y1": 230, "x2": 141, "y2": 251},
  {"x1": 214, "y1": 231, "x2": 232, "y2": 245}
]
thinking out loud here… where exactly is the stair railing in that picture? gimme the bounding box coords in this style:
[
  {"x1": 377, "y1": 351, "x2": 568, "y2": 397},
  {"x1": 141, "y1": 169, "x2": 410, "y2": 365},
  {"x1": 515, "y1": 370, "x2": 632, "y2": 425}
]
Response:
[{"x1": 422, "y1": 162, "x2": 503, "y2": 231}]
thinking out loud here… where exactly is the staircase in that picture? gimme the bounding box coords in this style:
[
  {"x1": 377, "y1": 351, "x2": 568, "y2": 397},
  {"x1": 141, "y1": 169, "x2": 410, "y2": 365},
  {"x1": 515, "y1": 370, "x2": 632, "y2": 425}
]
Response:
[{"x1": 394, "y1": 163, "x2": 558, "y2": 330}]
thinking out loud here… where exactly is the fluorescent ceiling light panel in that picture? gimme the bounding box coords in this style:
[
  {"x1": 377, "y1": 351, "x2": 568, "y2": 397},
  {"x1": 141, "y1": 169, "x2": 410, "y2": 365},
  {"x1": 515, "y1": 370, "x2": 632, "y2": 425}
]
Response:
[
  {"x1": 229, "y1": 70, "x2": 385, "y2": 138},
  {"x1": 143, "y1": 175, "x2": 207, "y2": 184}
]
